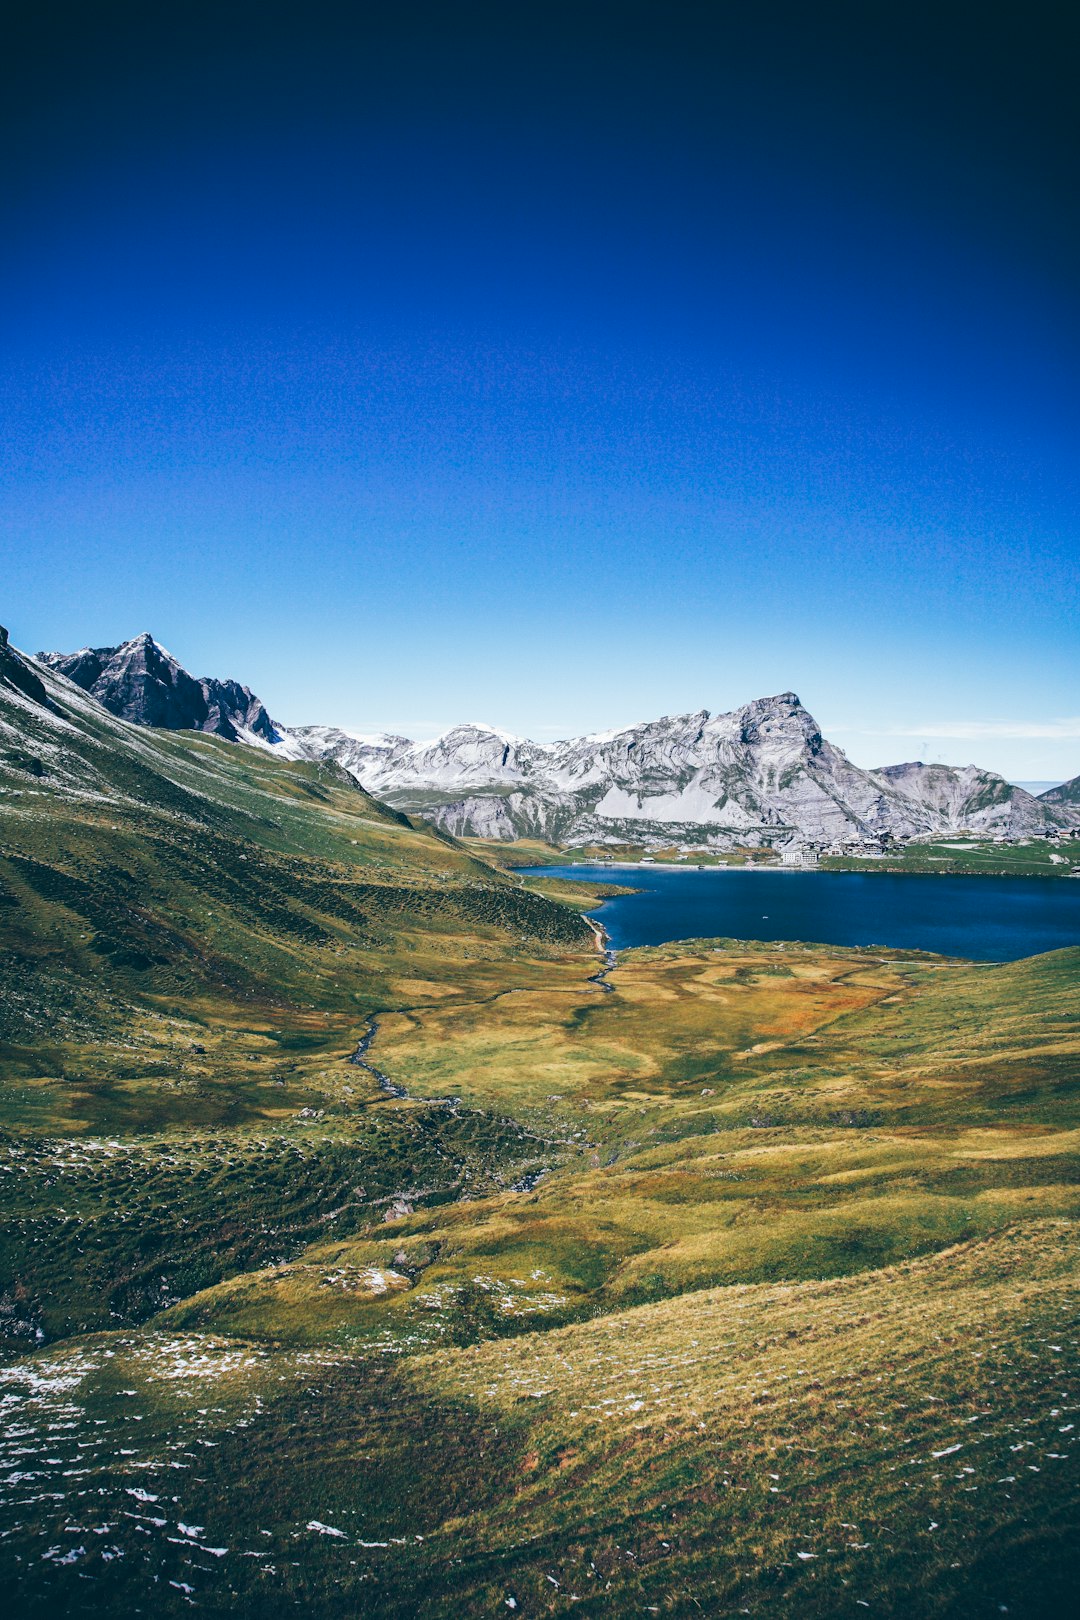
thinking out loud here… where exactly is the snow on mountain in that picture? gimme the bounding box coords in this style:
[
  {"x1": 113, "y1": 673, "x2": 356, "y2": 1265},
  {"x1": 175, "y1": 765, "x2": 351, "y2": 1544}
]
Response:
[
  {"x1": 36, "y1": 633, "x2": 304, "y2": 755},
  {"x1": 288, "y1": 721, "x2": 549, "y2": 796},
  {"x1": 289, "y1": 726, "x2": 414, "y2": 778},
  {"x1": 295, "y1": 692, "x2": 1075, "y2": 846},
  {"x1": 0, "y1": 625, "x2": 58, "y2": 713},
  {"x1": 29, "y1": 633, "x2": 1077, "y2": 846}
]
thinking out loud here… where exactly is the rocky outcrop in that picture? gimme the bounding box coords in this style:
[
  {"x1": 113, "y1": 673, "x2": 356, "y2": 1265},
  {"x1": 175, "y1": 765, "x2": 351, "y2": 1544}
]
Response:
[
  {"x1": 422, "y1": 794, "x2": 521, "y2": 840},
  {"x1": 31, "y1": 630, "x2": 1077, "y2": 846},
  {"x1": 37, "y1": 633, "x2": 296, "y2": 750},
  {"x1": 0, "y1": 625, "x2": 57, "y2": 712},
  {"x1": 291, "y1": 725, "x2": 414, "y2": 777}
]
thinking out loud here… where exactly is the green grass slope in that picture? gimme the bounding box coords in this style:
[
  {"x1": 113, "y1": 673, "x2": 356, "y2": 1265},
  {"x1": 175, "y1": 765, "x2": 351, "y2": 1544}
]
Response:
[
  {"x1": 1, "y1": 1223, "x2": 1075, "y2": 1618},
  {"x1": 155, "y1": 941, "x2": 1080, "y2": 1350},
  {"x1": 0, "y1": 645, "x2": 595, "y2": 1341},
  {"x1": 0, "y1": 637, "x2": 1076, "y2": 1617}
]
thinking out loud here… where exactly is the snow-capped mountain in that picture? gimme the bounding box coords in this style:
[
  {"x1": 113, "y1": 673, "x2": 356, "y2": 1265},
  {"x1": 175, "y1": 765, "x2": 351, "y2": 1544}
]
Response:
[
  {"x1": 292, "y1": 694, "x2": 1077, "y2": 846},
  {"x1": 293, "y1": 726, "x2": 415, "y2": 778},
  {"x1": 27, "y1": 634, "x2": 1078, "y2": 846},
  {"x1": 37, "y1": 633, "x2": 303, "y2": 754},
  {"x1": 293, "y1": 721, "x2": 549, "y2": 794}
]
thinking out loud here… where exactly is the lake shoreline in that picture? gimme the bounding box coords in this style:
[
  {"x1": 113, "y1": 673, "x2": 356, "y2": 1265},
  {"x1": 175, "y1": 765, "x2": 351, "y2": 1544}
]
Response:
[
  {"x1": 522, "y1": 858, "x2": 1079, "y2": 879},
  {"x1": 519, "y1": 864, "x2": 1080, "y2": 961}
]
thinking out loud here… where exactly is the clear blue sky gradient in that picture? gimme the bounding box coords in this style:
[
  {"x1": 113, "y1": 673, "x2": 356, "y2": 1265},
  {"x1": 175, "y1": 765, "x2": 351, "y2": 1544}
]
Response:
[{"x1": 2, "y1": 4, "x2": 1077, "y2": 776}]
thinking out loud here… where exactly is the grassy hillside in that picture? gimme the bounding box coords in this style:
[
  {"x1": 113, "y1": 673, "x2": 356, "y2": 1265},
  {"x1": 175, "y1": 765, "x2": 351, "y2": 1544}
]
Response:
[
  {"x1": 155, "y1": 941, "x2": 1080, "y2": 1346},
  {"x1": 2, "y1": 1223, "x2": 1075, "y2": 1618},
  {"x1": 0, "y1": 643, "x2": 1076, "y2": 1617},
  {"x1": 0, "y1": 650, "x2": 595, "y2": 1343},
  {"x1": 820, "y1": 838, "x2": 1080, "y2": 877}
]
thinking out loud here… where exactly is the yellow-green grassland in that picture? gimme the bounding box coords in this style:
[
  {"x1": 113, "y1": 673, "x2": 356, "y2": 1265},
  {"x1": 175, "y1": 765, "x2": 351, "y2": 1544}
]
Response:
[{"x1": 1, "y1": 650, "x2": 1077, "y2": 1617}]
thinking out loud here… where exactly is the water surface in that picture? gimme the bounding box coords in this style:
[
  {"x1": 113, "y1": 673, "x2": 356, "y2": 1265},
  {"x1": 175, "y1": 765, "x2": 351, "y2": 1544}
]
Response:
[{"x1": 521, "y1": 866, "x2": 1080, "y2": 960}]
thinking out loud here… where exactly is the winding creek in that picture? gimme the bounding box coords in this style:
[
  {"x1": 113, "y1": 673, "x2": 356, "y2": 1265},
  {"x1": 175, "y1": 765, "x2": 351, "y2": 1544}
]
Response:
[
  {"x1": 585, "y1": 921, "x2": 617, "y2": 991},
  {"x1": 346, "y1": 1015, "x2": 408, "y2": 1097}
]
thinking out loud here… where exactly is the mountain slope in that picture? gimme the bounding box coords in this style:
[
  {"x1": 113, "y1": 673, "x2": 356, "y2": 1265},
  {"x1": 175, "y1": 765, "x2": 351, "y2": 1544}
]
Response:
[
  {"x1": 31, "y1": 632, "x2": 1076, "y2": 845},
  {"x1": 37, "y1": 630, "x2": 301, "y2": 752},
  {"x1": 0, "y1": 627, "x2": 597, "y2": 1342},
  {"x1": 0, "y1": 629, "x2": 594, "y2": 1106},
  {"x1": 873, "y1": 760, "x2": 1065, "y2": 837},
  {"x1": 3, "y1": 629, "x2": 1079, "y2": 1617},
  {"x1": 1041, "y1": 771, "x2": 1080, "y2": 809},
  {"x1": 295, "y1": 694, "x2": 1073, "y2": 845}
]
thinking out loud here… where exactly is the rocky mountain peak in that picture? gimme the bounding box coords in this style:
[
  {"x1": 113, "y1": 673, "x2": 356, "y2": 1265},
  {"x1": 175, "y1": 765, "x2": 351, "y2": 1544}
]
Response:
[
  {"x1": 735, "y1": 691, "x2": 820, "y2": 755},
  {"x1": 0, "y1": 625, "x2": 57, "y2": 712},
  {"x1": 21, "y1": 628, "x2": 1079, "y2": 846},
  {"x1": 37, "y1": 633, "x2": 285, "y2": 747},
  {"x1": 290, "y1": 689, "x2": 1075, "y2": 846}
]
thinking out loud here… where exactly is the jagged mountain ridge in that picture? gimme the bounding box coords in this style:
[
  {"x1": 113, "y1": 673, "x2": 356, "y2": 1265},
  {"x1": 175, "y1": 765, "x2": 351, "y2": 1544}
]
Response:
[
  {"x1": 30, "y1": 633, "x2": 1077, "y2": 846},
  {"x1": 293, "y1": 698, "x2": 1076, "y2": 846},
  {"x1": 37, "y1": 631, "x2": 303, "y2": 753}
]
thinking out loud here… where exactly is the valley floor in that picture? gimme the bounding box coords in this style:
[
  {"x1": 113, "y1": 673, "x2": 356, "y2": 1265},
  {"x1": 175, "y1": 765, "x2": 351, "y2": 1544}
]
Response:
[
  {"x1": 1, "y1": 657, "x2": 1077, "y2": 1617},
  {"x1": 3, "y1": 934, "x2": 1078, "y2": 1618}
]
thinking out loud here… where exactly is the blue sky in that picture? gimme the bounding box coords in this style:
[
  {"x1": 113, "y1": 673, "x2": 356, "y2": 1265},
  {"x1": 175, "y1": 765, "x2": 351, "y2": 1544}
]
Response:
[{"x1": 2, "y1": 3, "x2": 1077, "y2": 778}]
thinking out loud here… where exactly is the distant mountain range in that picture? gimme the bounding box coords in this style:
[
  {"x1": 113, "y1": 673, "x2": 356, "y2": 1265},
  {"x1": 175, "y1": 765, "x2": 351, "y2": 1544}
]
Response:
[
  {"x1": 293, "y1": 709, "x2": 1078, "y2": 846},
  {"x1": 29, "y1": 631, "x2": 1080, "y2": 847}
]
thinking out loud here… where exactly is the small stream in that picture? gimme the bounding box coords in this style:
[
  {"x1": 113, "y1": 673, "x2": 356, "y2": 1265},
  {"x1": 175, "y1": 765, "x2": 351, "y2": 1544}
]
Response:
[
  {"x1": 346, "y1": 1015, "x2": 408, "y2": 1098},
  {"x1": 344, "y1": 923, "x2": 616, "y2": 1133},
  {"x1": 586, "y1": 922, "x2": 617, "y2": 992}
]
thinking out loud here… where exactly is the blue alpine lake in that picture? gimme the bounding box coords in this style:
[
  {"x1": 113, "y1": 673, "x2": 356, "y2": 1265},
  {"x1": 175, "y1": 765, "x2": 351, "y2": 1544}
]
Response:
[{"x1": 520, "y1": 866, "x2": 1080, "y2": 960}]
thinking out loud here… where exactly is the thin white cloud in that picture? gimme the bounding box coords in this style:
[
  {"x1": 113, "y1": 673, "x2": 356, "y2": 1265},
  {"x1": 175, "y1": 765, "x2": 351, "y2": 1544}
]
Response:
[{"x1": 830, "y1": 718, "x2": 1080, "y2": 741}]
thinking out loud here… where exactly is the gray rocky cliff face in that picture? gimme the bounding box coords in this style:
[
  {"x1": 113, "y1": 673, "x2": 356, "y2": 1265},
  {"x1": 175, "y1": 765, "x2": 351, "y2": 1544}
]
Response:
[
  {"x1": 32, "y1": 632, "x2": 1077, "y2": 846},
  {"x1": 292, "y1": 693, "x2": 1077, "y2": 845},
  {"x1": 37, "y1": 633, "x2": 286, "y2": 746}
]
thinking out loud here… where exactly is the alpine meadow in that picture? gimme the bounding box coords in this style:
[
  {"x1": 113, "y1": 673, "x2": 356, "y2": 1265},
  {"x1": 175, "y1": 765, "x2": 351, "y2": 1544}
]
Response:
[
  {"x1": 2, "y1": 4, "x2": 1079, "y2": 1617},
  {"x1": 1, "y1": 628, "x2": 1078, "y2": 1617}
]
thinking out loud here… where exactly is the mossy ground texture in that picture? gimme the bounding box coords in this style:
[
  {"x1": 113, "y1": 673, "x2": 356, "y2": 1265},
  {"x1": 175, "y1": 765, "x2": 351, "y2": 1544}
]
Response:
[{"x1": 0, "y1": 664, "x2": 1077, "y2": 1616}]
